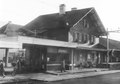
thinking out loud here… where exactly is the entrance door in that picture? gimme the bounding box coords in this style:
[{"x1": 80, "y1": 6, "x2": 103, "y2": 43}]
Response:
[
  {"x1": 29, "y1": 46, "x2": 47, "y2": 72},
  {"x1": 40, "y1": 48, "x2": 47, "y2": 72}
]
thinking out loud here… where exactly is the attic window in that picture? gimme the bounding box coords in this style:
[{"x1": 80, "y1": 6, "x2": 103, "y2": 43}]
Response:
[{"x1": 83, "y1": 19, "x2": 89, "y2": 28}]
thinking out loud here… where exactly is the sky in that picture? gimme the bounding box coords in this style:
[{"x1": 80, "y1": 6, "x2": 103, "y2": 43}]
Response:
[{"x1": 0, "y1": 0, "x2": 120, "y2": 40}]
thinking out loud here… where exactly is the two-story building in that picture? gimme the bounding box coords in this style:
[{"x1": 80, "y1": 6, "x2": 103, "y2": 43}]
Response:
[{"x1": 0, "y1": 4, "x2": 107, "y2": 72}]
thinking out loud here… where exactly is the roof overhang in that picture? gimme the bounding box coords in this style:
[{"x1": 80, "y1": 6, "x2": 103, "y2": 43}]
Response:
[
  {"x1": 17, "y1": 36, "x2": 84, "y2": 48},
  {"x1": 2, "y1": 36, "x2": 117, "y2": 52},
  {"x1": 0, "y1": 36, "x2": 98, "y2": 49},
  {"x1": 77, "y1": 47, "x2": 107, "y2": 51},
  {"x1": 90, "y1": 9, "x2": 107, "y2": 36},
  {"x1": 0, "y1": 41, "x2": 22, "y2": 49},
  {"x1": 77, "y1": 47, "x2": 120, "y2": 52}
]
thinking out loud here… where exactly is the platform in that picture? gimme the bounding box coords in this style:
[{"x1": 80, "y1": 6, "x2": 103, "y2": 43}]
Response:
[{"x1": 0, "y1": 68, "x2": 120, "y2": 83}]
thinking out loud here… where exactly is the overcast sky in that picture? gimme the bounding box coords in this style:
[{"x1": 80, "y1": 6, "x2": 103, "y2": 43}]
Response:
[{"x1": 0, "y1": 0, "x2": 120, "y2": 40}]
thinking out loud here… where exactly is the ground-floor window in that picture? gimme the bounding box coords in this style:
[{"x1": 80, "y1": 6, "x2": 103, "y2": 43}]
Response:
[
  {"x1": 74, "y1": 50, "x2": 104, "y2": 68},
  {"x1": 7, "y1": 49, "x2": 25, "y2": 67},
  {"x1": 0, "y1": 49, "x2": 6, "y2": 66},
  {"x1": 47, "y1": 53, "x2": 70, "y2": 70}
]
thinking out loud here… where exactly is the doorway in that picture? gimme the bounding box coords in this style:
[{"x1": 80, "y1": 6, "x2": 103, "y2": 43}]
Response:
[{"x1": 24, "y1": 45, "x2": 47, "y2": 73}]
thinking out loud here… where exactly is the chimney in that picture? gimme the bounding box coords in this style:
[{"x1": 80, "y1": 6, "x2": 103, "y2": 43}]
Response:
[
  {"x1": 8, "y1": 21, "x2": 12, "y2": 24},
  {"x1": 59, "y1": 4, "x2": 66, "y2": 15},
  {"x1": 71, "y1": 7, "x2": 77, "y2": 11}
]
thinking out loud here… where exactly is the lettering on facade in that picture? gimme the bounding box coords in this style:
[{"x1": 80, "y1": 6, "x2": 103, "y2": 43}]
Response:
[{"x1": 58, "y1": 49, "x2": 68, "y2": 53}]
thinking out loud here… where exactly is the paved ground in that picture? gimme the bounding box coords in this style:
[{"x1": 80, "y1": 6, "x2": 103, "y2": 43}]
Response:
[
  {"x1": 30, "y1": 69, "x2": 120, "y2": 81},
  {"x1": 0, "y1": 68, "x2": 120, "y2": 83},
  {"x1": 47, "y1": 72, "x2": 120, "y2": 84}
]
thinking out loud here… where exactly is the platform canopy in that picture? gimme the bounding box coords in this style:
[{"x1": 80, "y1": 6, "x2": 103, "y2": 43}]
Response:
[{"x1": 0, "y1": 41, "x2": 22, "y2": 49}]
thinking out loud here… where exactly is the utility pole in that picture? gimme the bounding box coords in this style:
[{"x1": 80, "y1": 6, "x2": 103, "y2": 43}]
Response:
[
  {"x1": 106, "y1": 28, "x2": 120, "y2": 64},
  {"x1": 107, "y1": 28, "x2": 109, "y2": 64}
]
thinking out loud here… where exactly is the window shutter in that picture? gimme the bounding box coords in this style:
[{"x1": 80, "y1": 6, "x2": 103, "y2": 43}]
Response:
[
  {"x1": 72, "y1": 32, "x2": 74, "y2": 41},
  {"x1": 87, "y1": 34, "x2": 89, "y2": 43},
  {"x1": 73, "y1": 32, "x2": 78, "y2": 42},
  {"x1": 89, "y1": 35, "x2": 92, "y2": 45},
  {"x1": 83, "y1": 33, "x2": 87, "y2": 43},
  {"x1": 78, "y1": 33, "x2": 82, "y2": 43},
  {"x1": 89, "y1": 35, "x2": 95, "y2": 44}
]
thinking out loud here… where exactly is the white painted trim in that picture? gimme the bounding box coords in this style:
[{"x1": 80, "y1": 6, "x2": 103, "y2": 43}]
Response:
[{"x1": 0, "y1": 36, "x2": 99, "y2": 49}]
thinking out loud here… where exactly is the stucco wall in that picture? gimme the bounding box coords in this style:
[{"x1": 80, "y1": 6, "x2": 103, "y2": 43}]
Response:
[{"x1": 0, "y1": 49, "x2": 5, "y2": 60}]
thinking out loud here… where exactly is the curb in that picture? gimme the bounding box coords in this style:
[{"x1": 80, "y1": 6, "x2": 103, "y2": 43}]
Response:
[
  {"x1": 31, "y1": 70, "x2": 120, "y2": 82},
  {"x1": 1, "y1": 70, "x2": 120, "y2": 83}
]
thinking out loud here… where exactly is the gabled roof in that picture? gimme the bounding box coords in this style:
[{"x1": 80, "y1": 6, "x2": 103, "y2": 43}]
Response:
[
  {"x1": 19, "y1": 7, "x2": 106, "y2": 36},
  {"x1": 99, "y1": 38, "x2": 120, "y2": 50},
  {"x1": 0, "y1": 23, "x2": 22, "y2": 34},
  {"x1": 20, "y1": 8, "x2": 92, "y2": 32},
  {"x1": 0, "y1": 23, "x2": 8, "y2": 34}
]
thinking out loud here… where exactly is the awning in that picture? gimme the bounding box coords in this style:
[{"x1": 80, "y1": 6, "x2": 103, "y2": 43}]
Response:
[{"x1": 0, "y1": 36, "x2": 96, "y2": 49}]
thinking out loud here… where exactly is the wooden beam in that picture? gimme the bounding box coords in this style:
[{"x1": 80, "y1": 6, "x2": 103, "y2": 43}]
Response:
[
  {"x1": 71, "y1": 49, "x2": 74, "y2": 71},
  {"x1": 5, "y1": 48, "x2": 9, "y2": 67}
]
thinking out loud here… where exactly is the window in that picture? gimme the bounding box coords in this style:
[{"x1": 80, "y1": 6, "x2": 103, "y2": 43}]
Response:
[
  {"x1": 73, "y1": 32, "x2": 78, "y2": 42},
  {"x1": 83, "y1": 19, "x2": 89, "y2": 28},
  {"x1": 87, "y1": 34, "x2": 89, "y2": 43},
  {"x1": 78, "y1": 33, "x2": 82, "y2": 43},
  {"x1": 83, "y1": 33, "x2": 88, "y2": 43},
  {"x1": 89, "y1": 35, "x2": 95, "y2": 44},
  {"x1": 73, "y1": 32, "x2": 87, "y2": 43},
  {"x1": 7, "y1": 49, "x2": 25, "y2": 67},
  {"x1": 72, "y1": 31, "x2": 93, "y2": 44}
]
